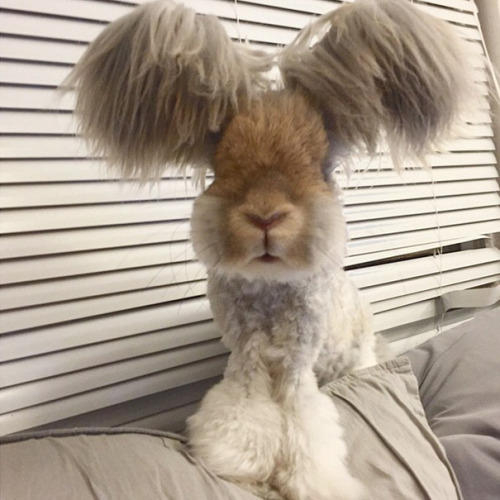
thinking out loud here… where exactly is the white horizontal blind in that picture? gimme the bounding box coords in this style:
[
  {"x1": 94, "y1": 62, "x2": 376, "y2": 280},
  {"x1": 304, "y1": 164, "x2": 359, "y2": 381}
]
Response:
[{"x1": 0, "y1": 0, "x2": 499, "y2": 436}]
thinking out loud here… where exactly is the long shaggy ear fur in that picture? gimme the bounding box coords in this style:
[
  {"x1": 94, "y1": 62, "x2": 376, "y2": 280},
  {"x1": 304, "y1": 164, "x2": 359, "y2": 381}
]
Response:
[
  {"x1": 279, "y1": 0, "x2": 474, "y2": 167},
  {"x1": 64, "y1": 0, "x2": 272, "y2": 179}
]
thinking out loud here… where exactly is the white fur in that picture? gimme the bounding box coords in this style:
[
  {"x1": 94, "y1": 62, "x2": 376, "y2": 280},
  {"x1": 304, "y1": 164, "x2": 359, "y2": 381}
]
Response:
[
  {"x1": 187, "y1": 376, "x2": 282, "y2": 485},
  {"x1": 186, "y1": 169, "x2": 375, "y2": 498},
  {"x1": 188, "y1": 367, "x2": 367, "y2": 500},
  {"x1": 187, "y1": 213, "x2": 374, "y2": 498}
]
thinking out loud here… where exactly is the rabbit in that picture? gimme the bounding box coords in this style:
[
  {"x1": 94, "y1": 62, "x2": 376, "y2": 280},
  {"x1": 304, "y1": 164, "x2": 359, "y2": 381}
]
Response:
[
  {"x1": 187, "y1": 91, "x2": 375, "y2": 499},
  {"x1": 64, "y1": 0, "x2": 473, "y2": 498}
]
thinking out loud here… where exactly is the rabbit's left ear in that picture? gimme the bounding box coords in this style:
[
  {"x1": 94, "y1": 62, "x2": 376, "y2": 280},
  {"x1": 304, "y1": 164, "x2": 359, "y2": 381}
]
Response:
[
  {"x1": 64, "y1": 0, "x2": 272, "y2": 180},
  {"x1": 279, "y1": 0, "x2": 474, "y2": 167}
]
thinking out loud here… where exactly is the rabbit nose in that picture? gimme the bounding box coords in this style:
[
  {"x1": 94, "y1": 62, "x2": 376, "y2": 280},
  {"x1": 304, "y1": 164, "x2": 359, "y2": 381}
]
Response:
[{"x1": 246, "y1": 211, "x2": 287, "y2": 231}]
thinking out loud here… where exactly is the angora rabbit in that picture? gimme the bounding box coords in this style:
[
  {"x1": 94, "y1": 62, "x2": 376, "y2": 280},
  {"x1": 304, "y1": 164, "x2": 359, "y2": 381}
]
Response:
[
  {"x1": 65, "y1": 0, "x2": 472, "y2": 498},
  {"x1": 188, "y1": 91, "x2": 375, "y2": 499}
]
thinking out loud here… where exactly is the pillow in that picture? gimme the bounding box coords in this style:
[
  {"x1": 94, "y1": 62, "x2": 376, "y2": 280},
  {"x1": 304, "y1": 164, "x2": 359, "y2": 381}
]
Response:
[
  {"x1": 405, "y1": 308, "x2": 500, "y2": 500},
  {"x1": 0, "y1": 359, "x2": 461, "y2": 500},
  {"x1": 324, "y1": 358, "x2": 461, "y2": 500},
  {"x1": 0, "y1": 428, "x2": 260, "y2": 500}
]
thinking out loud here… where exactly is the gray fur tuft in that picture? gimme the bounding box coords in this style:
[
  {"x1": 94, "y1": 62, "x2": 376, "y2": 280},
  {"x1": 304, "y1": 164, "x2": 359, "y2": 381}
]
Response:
[
  {"x1": 63, "y1": 0, "x2": 272, "y2": 179},
  {"x1": 279, "y1": 0, "x2": 475, "y2": 167}
]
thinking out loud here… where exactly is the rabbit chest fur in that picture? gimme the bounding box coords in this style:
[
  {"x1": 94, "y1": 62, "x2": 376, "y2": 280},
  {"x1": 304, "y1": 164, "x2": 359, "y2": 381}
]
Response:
[{"x1": 207, "y1": 265, "x2": 375, "y2": 389}]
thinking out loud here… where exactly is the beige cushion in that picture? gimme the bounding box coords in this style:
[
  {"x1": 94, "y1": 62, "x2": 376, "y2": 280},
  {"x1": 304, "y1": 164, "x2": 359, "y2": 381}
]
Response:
[
  {"x1": 0, "y1": 358, "x2": 461, "y2": 499},
  {"x1": 326, "y1": 358, "x2": 461, "y2": 500},
  {"x1": 405, "y1": 308, "x2": 500, "y2": 500}
]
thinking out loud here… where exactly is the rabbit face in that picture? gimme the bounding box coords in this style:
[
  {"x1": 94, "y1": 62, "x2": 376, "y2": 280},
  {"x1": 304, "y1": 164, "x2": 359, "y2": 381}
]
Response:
[{"x1": 191, "y1": 92, "x2": 348, "y2": 281}]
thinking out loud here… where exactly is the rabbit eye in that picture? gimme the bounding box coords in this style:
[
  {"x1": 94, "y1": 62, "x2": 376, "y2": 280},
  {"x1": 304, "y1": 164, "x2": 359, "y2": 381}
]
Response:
[
  {"x1": 320, "y1": 164, "x2": 337, "y2": 186},
  {"x1": 322, "y1": 167, "x2": 332, "y2": 183}
]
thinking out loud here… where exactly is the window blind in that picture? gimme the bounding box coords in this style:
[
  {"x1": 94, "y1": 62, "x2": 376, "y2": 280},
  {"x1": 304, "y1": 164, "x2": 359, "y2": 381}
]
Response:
[{"x1": 0, "y1": 0, "x2": 499, "y2": 436}]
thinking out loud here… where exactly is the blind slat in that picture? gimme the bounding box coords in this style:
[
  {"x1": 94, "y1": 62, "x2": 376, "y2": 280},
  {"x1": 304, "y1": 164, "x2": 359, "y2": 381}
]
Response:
[
  {"x1": 0, "y1": 180, "x2": 200, "y2": 208},
  {"x1": 1, "y1": 322, "x2": 218, "y2": 387},
  {"x1": 1, "y1": 262, "x2": 206, "y2": 311},
  {"x1": 369, "y1": 275, "x2": 499, "y2": 313},
  {"x1": 348, "y1": 207, "x2": 500, "y2": 240},
  {"x1": 0, "y1": 37, "x2": 86, "y2": 65},
  {"x1": 345, "y1": 235, "x2": 490, "y2": 267},
  {"x1": 347, "y1": 220, "x2": 500, "y2": 257},
  {"x1": 344, "y1": 179, "x2": 499, "y2": 205},
  {"x1": 0, "y1": 61, "x2": 72, "y2": 86},
  {"x1": 374, "y1": 299, "x2": 439, "y2": 331},
  {"x1": 26, "y1": 377, "x2": 220, "y2": 433},
  {"x1": 339, "y1": 166, "x2": 498, "y2": 189},
  {"x1": 365, "y1": 263, "x2": 500, "y2": 307},
  {"x1": 0, "y1": 340, "x2": 227, "y2": 413},
  {"x1": 0, "y1": 298, "x2": 212, "y2": 361},
  {"x1": 0, "y1": 242, "x2": 196, "y2": 285},
  {"x1": 0, "y1": 221, "x2": 191, "y2": 259},
  {"x1": 351, "y1": 248, "x2": 500, "y2": 287},
  {"x1": 0, "y1": 200, "x2": 194, "y2": 233},
  {"x1": 0, "y1": 355, "x2": 228, "y2": 436},
  {"x1": 0, "y1": 280, "x2": 207, "y2": 334},
  {"x1": 0, "y1": 201, "x2": 194, "y2": 233},
  {"x1": 344, "y1": 193, "x2": 500, "y2": 222}
]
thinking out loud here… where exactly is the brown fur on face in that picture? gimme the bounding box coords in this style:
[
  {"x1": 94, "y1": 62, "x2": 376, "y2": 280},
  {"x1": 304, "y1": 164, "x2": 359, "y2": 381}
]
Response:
[
  {"x1": 211, "y1": 91, "x2": 329, "y2": 199},
  {"x1": 190, "y1": 91, "x2": 347, "y2": 280}
]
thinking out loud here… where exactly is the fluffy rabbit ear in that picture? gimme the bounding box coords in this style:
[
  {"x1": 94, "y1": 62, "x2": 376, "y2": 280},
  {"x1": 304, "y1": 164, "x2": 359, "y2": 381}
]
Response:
[
  {"x1": 279, "y1": 0, "x2": 474, "y2": 167},
  {"x1": 63, "y1": 0, "x2": 272, "y2": 179}
]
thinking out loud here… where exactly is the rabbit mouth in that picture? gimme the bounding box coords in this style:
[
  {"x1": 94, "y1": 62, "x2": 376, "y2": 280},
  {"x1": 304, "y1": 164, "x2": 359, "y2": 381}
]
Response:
[{"x1": 257, "y1": 253, "x2": 281, "y2": 264}]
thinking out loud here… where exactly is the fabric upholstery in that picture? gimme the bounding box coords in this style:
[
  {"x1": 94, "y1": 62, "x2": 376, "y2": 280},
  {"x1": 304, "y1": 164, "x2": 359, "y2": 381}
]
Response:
[
  {"x1": 0, "y1": 358, "x2": 461, "y2": 499},
  {"x1": 406, "y1": 307, "x2": 500, "y2": 500},
  {"x1": 326, "y1": 358, "x2": 461, "y2": 500}
]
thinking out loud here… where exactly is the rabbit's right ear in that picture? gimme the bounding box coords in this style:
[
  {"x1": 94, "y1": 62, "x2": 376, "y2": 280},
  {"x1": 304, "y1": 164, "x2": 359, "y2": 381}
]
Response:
[
  {"x1": 279, "y1": 0, "x2": 475, "y2": 168},
  {"x1": 63, "y1": 0, "x2": 272, "y2": 179}
]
